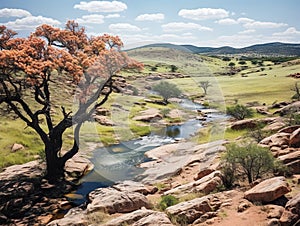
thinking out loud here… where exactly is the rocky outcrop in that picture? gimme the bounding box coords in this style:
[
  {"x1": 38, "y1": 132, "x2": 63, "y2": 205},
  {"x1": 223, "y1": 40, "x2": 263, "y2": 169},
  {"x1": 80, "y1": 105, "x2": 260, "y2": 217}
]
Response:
[
  {"x1": 164, "y1": 171, "x2": 223, "y2": 197},
  {"x1": 139, "y1": 140, "x2": 226, "y2": 184},
  {"x1": 112, "y1": 180, "x2": 157, "y2": 195},
  {"x1": 280, "y1": 192, "x2": 300, "y2": 226},
  {"x1": 289, "y1": 127, "x2": 300, "y2": 147},
  {"x1": 133, "y1": 108, "x2": 163, "y2": 122},
  {"x1": 244, "y1": 177, "x2": 291, "y2": 203},
  {"x1": 274, "y1": 101, "x2": 300, "y2": 116},
  {"x1": 11, "y1": 143, "x2": 25, "y2": 152},
  {"x1": 87, "y1": 187, "x2": 150, "y2": 214},
  {"x1": 64, "y1": 156, "x2": 94, "y2": 181},
  {"x1": 231, "y1": 119, "x2": 257, "y2": 130},
  {"x1": 47, "y1": 207, "x2": 87, "y2": 226},
  {"x1": 93, "y1": 115, "x2": 115, "y2": 126},
  {"x1": 278, "y1": 151, "x2": 300, "y2": 174},
  {"x1": 103, "y1": 209, "x2": 174, "y2": 226}
]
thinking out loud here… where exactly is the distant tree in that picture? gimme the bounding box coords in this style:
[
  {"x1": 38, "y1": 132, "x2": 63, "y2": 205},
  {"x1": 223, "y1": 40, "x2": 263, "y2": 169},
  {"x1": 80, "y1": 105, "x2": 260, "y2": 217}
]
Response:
[
  {"x1": 228, "y1": 62, "x2": 235, "y2": 67},
  {"x1": 170, "y1": 65, "x2": 178, "y2": 72},
  {"x1": 291, "y1": 82, "x2": 300, "y2": 101},
  {"x1": 226, "y1": 104, "x2": 254, "y2": 120},
  {"x1": 222, "y1": 57, "x2": 231, "y2": 61},
  {"x1": 199, "y1": 81, "x2": 212, "y2": 96},
  {"x1": 222, "y1": 143, "x2": 277, "y2": 184},
  {"x1": 153, "y1": 81, "x2": 181, "y2": 104},
  {"x1": 150, "y1": 66, "x2": 157, "y2": 72},
  {"x1": 238, "y1": 60, "x2": 246, "y2": 65},
  {"x1": 0, "y1": 21, "x2": 142, "y2": 182}
]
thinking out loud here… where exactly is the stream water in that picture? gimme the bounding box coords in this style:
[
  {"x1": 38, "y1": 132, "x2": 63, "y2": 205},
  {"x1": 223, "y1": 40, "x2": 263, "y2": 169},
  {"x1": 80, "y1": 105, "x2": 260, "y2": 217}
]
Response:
[{"x1": 73, "y1": 100, "x2": 226, "y2": 204}]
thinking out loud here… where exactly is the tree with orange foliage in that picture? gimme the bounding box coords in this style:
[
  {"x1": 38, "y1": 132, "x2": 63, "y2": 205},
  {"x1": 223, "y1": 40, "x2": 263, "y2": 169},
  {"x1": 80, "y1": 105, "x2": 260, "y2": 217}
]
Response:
[{"x1": 0, "y1": 21, "x2": 143, "y2": 182}]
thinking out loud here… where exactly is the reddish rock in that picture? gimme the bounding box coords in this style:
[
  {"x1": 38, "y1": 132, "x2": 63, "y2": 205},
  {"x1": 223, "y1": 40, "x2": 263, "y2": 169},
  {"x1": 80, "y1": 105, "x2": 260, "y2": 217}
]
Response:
[
  {"x1": 279, "y1": 125, "x2": 300, "y2": 134},
  {"x1": 11, "y1": 143, "x2": 25, "y2": 152},
  {"x1": 289, "y1": 128, "x2": 300, "y2": 148},
  {"x1": 244, "y1": 177, "x2": 291, "y2": 203},
  {"x1": 231, "y1": 119, "x2": 257, "y2": 130},
  {"x1": 260, "y1": 133, "x2": 290, "y2": 147},
  {"x1": 194, "y1": 168, "x2": 215, "y2": 181},
  {"x1": 280, "y1": 192, "x2": 300, "y2": 226}
]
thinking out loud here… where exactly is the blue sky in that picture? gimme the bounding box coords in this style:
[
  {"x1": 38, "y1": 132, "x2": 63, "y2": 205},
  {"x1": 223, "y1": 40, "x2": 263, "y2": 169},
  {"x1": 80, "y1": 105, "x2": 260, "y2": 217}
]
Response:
[{"x1": 0, "y1": 0, "x2": 299, "y2": 48}]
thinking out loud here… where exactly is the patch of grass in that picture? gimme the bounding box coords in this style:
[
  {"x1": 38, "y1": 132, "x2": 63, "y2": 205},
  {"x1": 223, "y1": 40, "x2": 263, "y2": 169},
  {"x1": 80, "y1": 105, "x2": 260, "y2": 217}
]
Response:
[{"x1": 158, "y1": 195, "x2": 179, "y2": 211}]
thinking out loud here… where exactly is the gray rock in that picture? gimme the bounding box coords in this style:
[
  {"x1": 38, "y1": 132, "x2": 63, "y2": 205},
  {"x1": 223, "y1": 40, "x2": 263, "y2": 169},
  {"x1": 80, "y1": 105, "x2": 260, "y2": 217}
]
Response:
[
  {"x1": 87, "y1": 187, "x2": 150, "y2": 214},
  {"x1": 244, "y1": 177, "x2": 291, "y2": 203},
  {"x1": 11, "y1": 143, "x2": 25, "y2": 152},
  {"x1": 103, "y1": 209, "x2": 174, "y2": 226},
  {"x1": 166, "y1": 195, "x2": 213, "y2": 224},
  {"x1": 47, "y1": 207, "x2": 88, "y2": 226},
  {"x1": 112, "y1": 180, "x2": 157, "y2": 195},
  {"x1": 164, "y1": 171, "x2": 223, "y2": 197}
]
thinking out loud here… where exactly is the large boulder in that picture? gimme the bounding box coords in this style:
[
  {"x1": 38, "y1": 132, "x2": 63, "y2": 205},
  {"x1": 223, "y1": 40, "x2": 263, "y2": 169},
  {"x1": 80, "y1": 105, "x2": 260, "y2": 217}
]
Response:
[
  {"x1": 165, "y1": 195, "x2": 216, "y2": 224},
  {"x1": 133, "y1": 108, "x2": 163, "y2": 122},
  {"x1": 103, "y1": 209, "x2": 174, "y2": 226},
  {"x1": 278, "y1": 151, "x2": 300, "y2": 174},
  {"x1": 231, "y1": 119, "x2": 257, "y2": 130},
  {"x1": 47, "y1": 208, "x2": 88, "y2": 226},
  {"x1": 244, "y1": 177, "x2": 291, "y2": 203},
  {"x1": 280, "y1": 192, "x2": 300, "y2": 226},
  {"x1": 274, "y1": 101, "x2": 300, "y2": 116},
  {"x1": 260, "y1": 133, "x2": 290, "y2": 147},
  {"x1": 164, "y1": 171, "x2": 223, "y2": 197},
  {"x1": 64, "y1": 156, "x2": 94, "y2": 181},
  {"x1": 87, "y1": 187, "x2": 150, "y2": 214},
  {"x1": 289, "y1": 127, "x2": 300, "y2": 148}
]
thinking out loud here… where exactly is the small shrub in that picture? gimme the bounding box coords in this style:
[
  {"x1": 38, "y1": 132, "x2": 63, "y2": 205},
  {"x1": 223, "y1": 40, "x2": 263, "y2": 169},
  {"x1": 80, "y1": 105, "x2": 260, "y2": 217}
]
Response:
[
  {"x1": 158, "y1": 195, "x2": 179, "y2": 211},
  {"x1": 226, "y1": 104, "x2": 254, "y2": 120}
]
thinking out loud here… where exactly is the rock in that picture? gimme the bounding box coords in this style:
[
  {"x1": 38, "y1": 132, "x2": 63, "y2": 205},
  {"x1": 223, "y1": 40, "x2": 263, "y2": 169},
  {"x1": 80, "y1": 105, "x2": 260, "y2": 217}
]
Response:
[
  {"x1": 263, "y1": 121, "x2": 286, "y2": 132},
  {"x1": 244, "y1": 177, "x2": 291, "y2": 203},
  {"x1": 231, "y1": 119, "x2": 257, "y2": 130},
  {"x1": 274, "y1": 101, "x2": 300, "y2": 116},
  {"x1": 0, "y1": 160, "x2": 45, "y2": 181},
  {"x1": 95, "y1": 107, "x2": 110, "y2": 116},
  {"x1": 64, "y1": 156, "x2": 94, "y2": 181},
  {"x1": 266, "y1": 205, "x2": 285, "y2": 219},
  {"x1": 279, "y1": 125, "x2": 300, "y2": 134},
  {"x1": 278, "y1": 151, "x2": 300, "y2": 174},
  {"x1": 140, "y1": 140, "x2": 226, "y2": 184},
  {"x1": 112, "y1": 180, "x2": 157, "y2": 195},
  {"x1": 87, "y1": 187, "x2": 150, "y2": 214},
  {"x1": 47, "y1": 207, "x2": 87, "y2": 226},
  {"x1": 289, "y1": 128, "x2": 300, "y2": 148},
  {"x1": 103, "y1": 209, "x2": 174, "y2": 226},
  {"x1": 166, "y1": 195, "x2": 213, "y2": 224},
  {"x1": 93, "y1": 115, "x2": 115, "y2": 126},
  {"x1": 11, "y1": 143, "x2": 25, "y2": 152},
  {"x1": 292, "y1": 175, "x2": 300, "y2": 184},
  {"x1": 279, "y1": 192, "x2": 300, "y2": 226},
  {"x1": 194, "y1": 168, "x2": 215, "y2": 181},
  {"x1": 133, "y1": 112, "x2": 163, "y2": 122},
  {"x1": 260, "y1": 133, "x2": 290, "y2": 147},
  {"x1": 237, "y1": 199, "x2": 252, "y2": 212},
  {"x1": 267, "y1": 218, "x2": 281, "y2": 226},
  {"x1": 256, "y1": 106, "x2": 272, "y2": 115},
  {"x1": 164, "y1": 171, "x2": 223, "y2": 197}
]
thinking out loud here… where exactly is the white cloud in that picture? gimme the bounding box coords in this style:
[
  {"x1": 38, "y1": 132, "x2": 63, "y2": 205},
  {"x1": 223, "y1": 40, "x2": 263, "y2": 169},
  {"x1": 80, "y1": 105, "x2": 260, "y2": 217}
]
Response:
[
  {"x1": 74, "y1": 1, "x2": 127, "y2": 13},
  {"x1": 273, "y1": 27, "x2": 300, "y2": 36},
  {"x1": 216, "y1": 18, "x2": 238, "y2": 25},
  {"x1": 76, "y1": 14, "x2": 105, "y2": 24},
  {"x1": 135, "y1": 13, "x2": 164, "y2": 21},
  {"x1": 0, "y1": 8, "x2": 31, "y2": 18},
  {"x1": 178, "y1": 8, "x2": 229, "y2": 20},
  {"x1": 106, "y1": 14, "x2": 120, "y2": 18},
  {"x1": 4, "y1": 16, "x2": 61, "y2": 30},
  {"x1": 237, "y1": 17, "x2": 254, "y2": 24},
  {"x1": 109, "y1": 23, "x2": 141, "y2": 33},
  {"x1": 243, "y1": 21, "x2": 287, "y2": 29},
  {"x1": 239, "y1": 29, "x2": 256, "y2": 34},
  {"x1": 162, "y1": 22, "x2": 212, "y2": 32}
]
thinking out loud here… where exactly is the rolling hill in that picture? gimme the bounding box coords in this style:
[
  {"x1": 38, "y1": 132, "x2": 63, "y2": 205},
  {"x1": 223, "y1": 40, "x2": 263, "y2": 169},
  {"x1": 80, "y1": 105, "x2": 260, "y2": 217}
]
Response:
[{"x1": 129, "y1": 42, "x2": 300, "y2": 56}]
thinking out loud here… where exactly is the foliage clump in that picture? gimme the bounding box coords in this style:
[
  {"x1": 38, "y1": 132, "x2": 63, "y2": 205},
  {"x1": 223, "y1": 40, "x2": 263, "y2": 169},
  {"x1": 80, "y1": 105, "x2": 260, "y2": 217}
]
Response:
[
  {"x1": 158, "y1": 195, "x2": 179, "y2": 211},
  {"x1": 153, "y1": 81, "x2": 181, "y2": 104},
  {"x1": 221, "y1": 143, "x2": 278, "y2": 185},
  {"x1": 226, "y1": 104, "x2": 254, "y2": 120}
]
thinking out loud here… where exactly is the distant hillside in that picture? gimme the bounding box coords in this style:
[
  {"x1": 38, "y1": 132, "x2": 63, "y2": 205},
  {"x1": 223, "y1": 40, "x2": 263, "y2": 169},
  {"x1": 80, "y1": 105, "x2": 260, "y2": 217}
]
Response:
[{"x1": 131, "y1": 42, "x2": 300, "y2": 56}]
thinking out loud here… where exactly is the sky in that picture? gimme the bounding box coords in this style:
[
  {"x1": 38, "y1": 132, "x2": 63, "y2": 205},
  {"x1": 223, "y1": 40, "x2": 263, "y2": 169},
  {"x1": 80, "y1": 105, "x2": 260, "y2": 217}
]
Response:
[{"x1": 0, "y1": 0, "x2": 299, "y2": 49}]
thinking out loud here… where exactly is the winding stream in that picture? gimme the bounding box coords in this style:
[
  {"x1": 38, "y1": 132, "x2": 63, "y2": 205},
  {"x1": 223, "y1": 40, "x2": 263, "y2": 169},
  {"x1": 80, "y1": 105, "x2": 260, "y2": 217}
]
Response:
[{"x1": 73, "y1": 100, "x2": 226, "y2": 204}]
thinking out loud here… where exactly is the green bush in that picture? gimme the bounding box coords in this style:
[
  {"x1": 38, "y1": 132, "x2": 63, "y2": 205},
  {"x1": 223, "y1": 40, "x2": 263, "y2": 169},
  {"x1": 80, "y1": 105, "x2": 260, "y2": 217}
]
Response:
[
  {"x1": 221, "y1": 143, "x2": 277, "y2": 184},
  {"x1": 158, "y1": 195, "x2": 179, "y2": 211},
  {"x1": 226, "y1": 104, "x2": 253, "y2": 120},
  {"x1": 153, "y1": 81, "x2": 181, "y2": 104}
]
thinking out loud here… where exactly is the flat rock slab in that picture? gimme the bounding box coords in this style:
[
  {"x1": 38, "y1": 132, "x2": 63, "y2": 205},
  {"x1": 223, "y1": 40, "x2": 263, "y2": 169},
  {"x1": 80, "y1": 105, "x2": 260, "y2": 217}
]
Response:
[
  {"x1": 244, "y1": 177, "x2": 291, "y2": 203},
  {"x1": 103, "y1": 209, "x2": 174, "y2": 226},
  {"x1": 87, "y1": 187, "x2": 150, "y2": 214}
]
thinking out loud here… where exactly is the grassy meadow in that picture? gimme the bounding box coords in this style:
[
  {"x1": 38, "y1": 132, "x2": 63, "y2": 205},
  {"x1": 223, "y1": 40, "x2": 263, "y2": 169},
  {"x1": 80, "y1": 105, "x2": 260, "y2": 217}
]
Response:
[{"x1": 0, "y1": 46, "x2": 299, "y2": 170}]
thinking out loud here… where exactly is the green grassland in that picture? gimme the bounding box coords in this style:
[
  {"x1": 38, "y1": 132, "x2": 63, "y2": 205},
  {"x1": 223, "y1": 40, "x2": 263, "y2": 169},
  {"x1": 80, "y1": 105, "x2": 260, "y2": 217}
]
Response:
[{"x1": 1, "y1": 46, "x2": 299, "y2": 170}]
